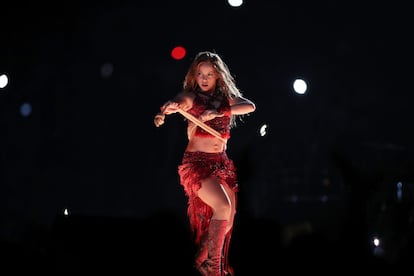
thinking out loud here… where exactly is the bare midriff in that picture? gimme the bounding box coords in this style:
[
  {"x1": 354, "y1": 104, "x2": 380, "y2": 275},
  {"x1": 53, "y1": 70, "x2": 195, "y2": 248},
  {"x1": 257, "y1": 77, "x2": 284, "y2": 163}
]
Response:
[{"x1": 186, "y1": 135, "x2": 227, "y2": 153}]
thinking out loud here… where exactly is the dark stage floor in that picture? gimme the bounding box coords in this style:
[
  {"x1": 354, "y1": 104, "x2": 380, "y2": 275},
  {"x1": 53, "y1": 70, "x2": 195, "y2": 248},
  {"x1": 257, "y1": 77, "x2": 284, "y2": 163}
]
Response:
[{"x1": 1, "y1": 213, "x2": 411, "y2": 275}]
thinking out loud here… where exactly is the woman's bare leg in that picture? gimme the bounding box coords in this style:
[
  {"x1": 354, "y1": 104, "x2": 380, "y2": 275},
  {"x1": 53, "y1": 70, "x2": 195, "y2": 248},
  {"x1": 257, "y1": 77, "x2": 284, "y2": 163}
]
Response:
[
  {"x1": 197, "y1": 177, "x2": 232, "y2": 221},
  {"x1": 221, "y1": 184, "x2": 236, "y2": 234}
]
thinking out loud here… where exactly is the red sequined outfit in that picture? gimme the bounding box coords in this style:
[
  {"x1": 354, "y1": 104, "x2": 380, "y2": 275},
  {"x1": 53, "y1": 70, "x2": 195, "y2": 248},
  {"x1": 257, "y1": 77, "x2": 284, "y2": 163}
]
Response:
[
  {"x1": 187, "y1": 91, "x2": 231, "y2": 139},
  {"x1": 178, "y1": 91, "x2": 237, "y2": 274},
  {"x1": 178, "y1": 151, "x2": 238, "y2": 242},
  {"x1": 178, "y1": 151, "x2": 238, "y2": 275}
]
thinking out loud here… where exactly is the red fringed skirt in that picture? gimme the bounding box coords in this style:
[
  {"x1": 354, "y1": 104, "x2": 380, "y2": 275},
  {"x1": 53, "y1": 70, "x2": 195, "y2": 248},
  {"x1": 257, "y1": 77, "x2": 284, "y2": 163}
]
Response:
[{"x1": 178, "y1": 151, "x2": 238, "y2": 244}]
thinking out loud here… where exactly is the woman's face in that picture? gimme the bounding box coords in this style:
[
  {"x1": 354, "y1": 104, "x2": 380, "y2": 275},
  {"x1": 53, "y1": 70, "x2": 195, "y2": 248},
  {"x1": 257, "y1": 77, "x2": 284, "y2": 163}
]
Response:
[{"x1": 196, "y1": 62, "x2": 218, "y2": 93}]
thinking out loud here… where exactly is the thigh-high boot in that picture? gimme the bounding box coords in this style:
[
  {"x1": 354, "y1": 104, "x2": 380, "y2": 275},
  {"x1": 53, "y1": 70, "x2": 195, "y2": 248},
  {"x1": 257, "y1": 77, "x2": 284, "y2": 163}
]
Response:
[
  {"x1": 194, "y1": 231, "x2": 208, "y2": 272},
  {"x1": 222, "y1": 229, "x2": 234, "y2": 276},
  {"x1": 198, "y1": 219, "x2": 228, "y2": 276}
]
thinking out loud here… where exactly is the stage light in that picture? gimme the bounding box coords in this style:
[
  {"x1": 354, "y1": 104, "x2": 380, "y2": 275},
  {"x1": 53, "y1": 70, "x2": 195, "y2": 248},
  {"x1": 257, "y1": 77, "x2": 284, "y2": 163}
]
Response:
[
  {"x1": 0, "y1": 73, "x2": 9, "y2": 89},
  {"x1": 20, "y1": 102, "x2": 32, "y2": 117},
  {"x1": 63, "y1": 208, "x2": 70, "y2": 216},
  {"x1": 259, "y1": 124, "x2": 267, "y2": 137},
  {"x1": 171, "y1": 46, "x2": 186, "y2": 60},
  {"x1": 293, "y1": 78, "x2": 307, "y2": 95},
  {"x1": 372, "y1": 236, "x2": 380, "y2": 247},
  {"x1": 228, "y1": 0, "x2": 243, "y2": 8}
]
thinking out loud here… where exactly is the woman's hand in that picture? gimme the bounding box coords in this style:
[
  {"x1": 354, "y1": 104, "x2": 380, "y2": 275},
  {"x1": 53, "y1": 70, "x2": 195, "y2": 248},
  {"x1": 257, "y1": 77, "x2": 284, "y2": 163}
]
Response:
[
  {"x1": 154, "y1": 101, "x2": 183, "y2": 127},
  {"x1": 154, "y1": 112, "x2": 165, "y2": 127},
  {"x1": 199, "y1": 110, "x2": 225, "y2": 122},
  {"x1": 160, "y1": 101, "x2": 181, "y2": 115}
]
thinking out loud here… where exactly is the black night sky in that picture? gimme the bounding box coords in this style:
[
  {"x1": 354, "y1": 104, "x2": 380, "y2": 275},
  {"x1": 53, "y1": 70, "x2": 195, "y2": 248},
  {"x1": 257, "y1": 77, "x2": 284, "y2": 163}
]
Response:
[{"x1": 1, "y1": 1, "x2": 413, "y2": 274}]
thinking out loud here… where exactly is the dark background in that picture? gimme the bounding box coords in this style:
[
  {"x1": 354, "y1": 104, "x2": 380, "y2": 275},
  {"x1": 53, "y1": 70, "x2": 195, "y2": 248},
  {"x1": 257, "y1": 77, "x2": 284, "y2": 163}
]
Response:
[{"x1": 1, "y1": 1, "x2": 413, "y2": 274}]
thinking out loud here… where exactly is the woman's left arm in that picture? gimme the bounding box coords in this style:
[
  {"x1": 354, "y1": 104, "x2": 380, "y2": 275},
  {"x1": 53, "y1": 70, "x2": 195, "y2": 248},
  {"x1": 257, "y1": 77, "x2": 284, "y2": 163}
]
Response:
[{"x1": 229, "y1": 96, "x2": 256, "y2": 115}]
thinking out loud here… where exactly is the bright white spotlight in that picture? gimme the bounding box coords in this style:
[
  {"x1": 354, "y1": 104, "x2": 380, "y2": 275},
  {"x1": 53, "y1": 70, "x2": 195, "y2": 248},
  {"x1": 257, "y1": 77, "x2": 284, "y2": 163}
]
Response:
[
  {"x1": 63, "y1": 208, "x2": 70, "y2": 216},
  {"x1": 0, "y1": 74, "x2": 9, "y2": 89},
  {"x1": 228, "y1": 0, "x2": 243, "y2": 7},
  {"x1": 372, "y1": 237, "x2": 380, "y2": 247},
  {"x1": 293, "y1": 78, "x2": 307, "y2": 95},
  {"x1": 259, "y1": 124, "x2": 267, "y2": 137},
  {"x1": 371, "y1": 236, "x2": 385, "y2": 257}
]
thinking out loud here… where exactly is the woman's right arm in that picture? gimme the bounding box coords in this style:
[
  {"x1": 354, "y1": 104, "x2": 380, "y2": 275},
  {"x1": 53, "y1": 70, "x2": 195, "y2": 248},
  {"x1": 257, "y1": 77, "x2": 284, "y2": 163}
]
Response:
[{"x1": 154, "y1": 92, "x2": 193, "y2": 127}]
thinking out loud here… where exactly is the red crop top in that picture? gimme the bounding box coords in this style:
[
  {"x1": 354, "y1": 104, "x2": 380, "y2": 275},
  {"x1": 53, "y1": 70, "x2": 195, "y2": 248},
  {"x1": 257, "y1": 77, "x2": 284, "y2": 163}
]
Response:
[{"x1": 187, "y1": 91, "x2": 231, "y2": 139}]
